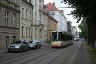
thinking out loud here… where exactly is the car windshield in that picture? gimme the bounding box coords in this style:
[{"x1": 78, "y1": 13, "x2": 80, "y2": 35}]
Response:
[
  {"x1": 13, "y1": 41, "x2": 22, "y2": 44},
  {"x1": 29, "y1": 41, "x2": 33, "y2": 43}
]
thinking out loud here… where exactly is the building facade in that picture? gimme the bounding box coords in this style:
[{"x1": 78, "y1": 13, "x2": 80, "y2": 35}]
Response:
[
  {"x1": 43, "y1": 9, "x2": 58, "y2": 42},
  {"x1": 20, "y1": 0, "x2": 33, "y2": 40},
  {"x1": 0, "y1": 0, "x2": 20, "y2": 51},
  {"x1": 67, "y1": 21, "x2": 72, "y2": 34},
  {"x1": 43, "y1": 12, "x2": 48, "y2": 43},
  {"x1": 32, "y1": 0, "x2": 44, "y2": 43},
  {"x1": 72, "y1": 26, "x2": 77, "y2": 37},
  {"x1": 47, "y1": 16, "x2": 58, "y2": 41},
  {"x1": 45, "y1": 3, "x2": 67, "y2": 32}
]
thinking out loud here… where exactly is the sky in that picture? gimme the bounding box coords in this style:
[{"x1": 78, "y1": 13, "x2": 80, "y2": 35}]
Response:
[{"x1": 44, "y1": 0, "x2": 80, "y2": 31}]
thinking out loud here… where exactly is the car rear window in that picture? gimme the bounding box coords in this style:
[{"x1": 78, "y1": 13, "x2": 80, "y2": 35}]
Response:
[
  {"x1": 29, "y1": 41, "x2": 33, "y2": 43},
  {"x1": 13, "y1": 41, "x2": 22, "y2": 44}
]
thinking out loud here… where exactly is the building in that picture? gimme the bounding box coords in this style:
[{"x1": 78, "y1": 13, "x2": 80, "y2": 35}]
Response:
[
  {"x1": 45, "y1": 2, "x2": 67, "y2": 32},
  {"x1": 20, "y1": 0, "x2": 33, "y2": 40},
  {"x1": 43, "y1": 9, "x2": 58, "y2": 41},
  {"x1": 72, "y1": 26, "x2": 77, "y2": 37},
  {"x1": 0, "y1": 0, "x2": 20, "y2": 51},
  {"x1": 43, "y1": 11, "x2": 48, "y2": 43},
  {"x1": 32, "y1": 0, "x2": 44, "y2": 43},
  {"x1": 67, "y1": 21, "x2": 72, "y2": 34},
  {"x1": 45, "y1": 2, "x2": 67, "y2": 40},
  {"x1": 47, "y1": 16, "x2": 58, "y2": 41}
]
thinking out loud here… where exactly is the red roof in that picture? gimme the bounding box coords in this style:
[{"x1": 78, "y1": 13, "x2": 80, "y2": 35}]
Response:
[{"x1": 45, "y1": 2, "x2": 58, "y2": 11}]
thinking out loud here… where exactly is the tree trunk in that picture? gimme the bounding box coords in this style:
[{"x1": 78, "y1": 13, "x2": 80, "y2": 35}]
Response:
[
  {"x1": 89, "y1": 18, "x2": 96, "y2": 48},
  {"x1": 87, "y1": 18, "x2": 91, "y2": 45}
]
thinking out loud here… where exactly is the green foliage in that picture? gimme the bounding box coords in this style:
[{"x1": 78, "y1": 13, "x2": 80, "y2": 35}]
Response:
[
  {"x1": 62, "y1": 34, "x2": 73, "y2": 41},
  {"x1": 79, "y1": 18, "x2": 88, "y2": 40},
  {"x1": 63, "y1": 0, "x2": 96, "y2": 47},
  {"x1": 87, "y1": 44, "x2": 96, "y2": 64},
  {"x1": 63, "y1": 0, "x2": 96, "y2": 22}
]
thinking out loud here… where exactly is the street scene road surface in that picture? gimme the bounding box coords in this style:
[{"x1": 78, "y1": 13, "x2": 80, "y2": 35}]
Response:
[{"x1": 0, "y1": 39, "x2": 90, "y2": 64}]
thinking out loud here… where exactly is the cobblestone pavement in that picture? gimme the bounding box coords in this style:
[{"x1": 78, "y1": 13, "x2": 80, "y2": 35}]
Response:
[{"x1": 0, "y1": 40, "x2": 82, "y2": 64}]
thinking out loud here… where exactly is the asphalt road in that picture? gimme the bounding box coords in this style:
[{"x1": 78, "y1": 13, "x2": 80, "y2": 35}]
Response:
[{"x1": 0, "y1": 41, "x2": 81, "y2": 64}]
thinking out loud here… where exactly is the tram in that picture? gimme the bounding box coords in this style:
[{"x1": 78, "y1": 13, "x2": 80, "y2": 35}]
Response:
[{"x1": 51, "y1": 32, "x2": 73, "y2": 48}]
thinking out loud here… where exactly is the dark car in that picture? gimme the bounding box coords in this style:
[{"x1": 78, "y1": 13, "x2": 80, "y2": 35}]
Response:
[
  {"x1": 8, "y1": 40, "x2": 30, "y2": 52},
  {"x1": 29, "y1": 40, "x2": 41, "y2": 49}
]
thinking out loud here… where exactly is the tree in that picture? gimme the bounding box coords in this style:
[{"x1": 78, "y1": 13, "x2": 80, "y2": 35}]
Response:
[
  {"x1": 63, "y1": 0, "x2": 96, "y2": 48},
  {"x1": 79, "y1": 18, "x2": 88, "y2": 40}
]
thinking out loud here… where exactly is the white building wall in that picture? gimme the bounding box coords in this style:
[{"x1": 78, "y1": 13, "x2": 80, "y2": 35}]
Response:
[
  {"x1": 20, "y1": 0, "x2": 33, "y2": 40},
  {"x1": 32, "y1": 0, "x2": 44, "y2": 42},
  {"x1": 32, "y1": 0, "x2": 39, "y2": 40},
  {"x1": 49, "y1": 11, "x2": 67, "y2": 32},
  {"x1": 43, "y1": 14, "x2": 48, "y2": 43}
]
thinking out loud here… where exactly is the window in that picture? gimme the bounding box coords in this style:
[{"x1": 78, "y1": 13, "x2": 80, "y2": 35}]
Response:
[
  {"x1": 5, "y1": 11, "x2": 8, "y2": 26},
  {"x1": 12, "y1": 14, "x2": 15, "y2": 27},
  {"x1": 30, "y1": 11, "x2": 31, "y2": 21},
  {"x1": 44, "y1": 17, "x2": 46, "y2": 25},
  {"x1": 26, "y1": 27, "x2": 28, "y2": 38},
  {"x1": 13, "y1": 36, "x2": 16, "y2": 42},
  {"x1": 26, "y1": 0, "x2": 31, "y2": 3},
  {"x1": 26, "y1": 10, "x2": 27, "y2": 20},
  {"x1": 40, "y1": 29, "x2": 42, "y2": 38},
  {"x1": 35, "y1": 28, "x2": 37, "y2": 38},
  {"x1": 27, "y1": 0, "x2": 29, "y2": 2},
  {"x1": 29, "y1": 28, "x2": 30, "y2": 38},
  {"x1": 22, "y1": 26, "x2": 24, "y2": 38},
  {"x1": 39, "y1": 14, "x2": 41, "y2": 22},
  {"x1": 13, "y1": 0, "x2": 16, "y2": 4},
  {"x1": 35, "y1": 0, "x2": 37, "y2": 6},
  {"x1": 22, "y1": 8, "x2": 24, "y2": 18},
  {"x1": 39, "y1": 0, "x2": 41, "y2": 7},
  {"x1": 35, "y1": 12, "x2": 36, "y2": 21}
]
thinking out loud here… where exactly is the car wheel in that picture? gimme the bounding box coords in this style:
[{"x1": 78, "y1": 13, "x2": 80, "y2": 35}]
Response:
[
  {"x1": 39, "y1": 45, "x2": 41, "y2": 49},
  {"x1": 35, "y1": 46, "x2": 38, "y2": 49},
  {"x1": 38, "y1": 46, "x2": 40, "y2": 49},
  {"x1": 28, "y1": 47, "x2": 30, "y2": 50},
  {"x1": 19, "y1": 48, "x2": 23, "y2": 53},
  {"x1": 37, "y1": 46, "x2": 39, "y2": 49}
]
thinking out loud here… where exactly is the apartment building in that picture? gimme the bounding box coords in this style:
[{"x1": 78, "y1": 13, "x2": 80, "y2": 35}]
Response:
[
  {"x1": 32, "y1": 0, "x2": 44, "y2": 43},
  {"x1": 0, "y1": 0, "x2": 20, "y2": 51},
  {"x1": 45, "y1": 2, "x2": 67, "y2": 32},
  {"x1": 43, "y1": 10, "x2": 58, "y2": 41},
  {"x1": 20, "y1": 0, "x2": 33, "y2": 40}
]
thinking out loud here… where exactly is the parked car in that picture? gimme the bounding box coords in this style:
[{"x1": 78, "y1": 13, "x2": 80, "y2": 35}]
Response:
[
  {"x1": 74, "y1": 37, "x2": 79, "y2": 41},
  {"x1": 29, "y1": 40, "x2": 41, "y2": 49},
  {"x1": 8, "y1": 40, "x2": 30, "y2": 52}
]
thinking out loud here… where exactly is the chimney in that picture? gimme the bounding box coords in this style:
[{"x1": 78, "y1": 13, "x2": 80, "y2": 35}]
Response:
[{"x1": 53, "y1": 2, "x2": 55, "y2": 6}]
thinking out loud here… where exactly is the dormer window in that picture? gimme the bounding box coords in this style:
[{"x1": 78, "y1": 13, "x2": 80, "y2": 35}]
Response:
[
  {"x1": 27, "y1": 0, "x2": 29, "y2": 2},
  {"x1": 26, "y1": 0, "x2": 31, "y2": 3}
]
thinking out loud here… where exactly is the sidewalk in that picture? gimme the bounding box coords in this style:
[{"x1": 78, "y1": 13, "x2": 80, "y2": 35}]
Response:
[
  {"x1": 0, "y1": 50, "x2": 7, "y2": 57},
  {"x1": 0, "y1": 50, "x2": 6, "y2": 53},
  {"x1": 73, "y1": 41, "x2": 91, "y2": 64}
]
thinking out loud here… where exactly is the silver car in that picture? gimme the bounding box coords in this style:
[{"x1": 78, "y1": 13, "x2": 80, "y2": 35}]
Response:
[
  {"x1": 29, "y1": 40, "x2": 41, "y2": 49},
  {"x1": 8, "y1": 40, "x2": 30, "y2": 52}
]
